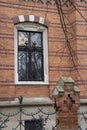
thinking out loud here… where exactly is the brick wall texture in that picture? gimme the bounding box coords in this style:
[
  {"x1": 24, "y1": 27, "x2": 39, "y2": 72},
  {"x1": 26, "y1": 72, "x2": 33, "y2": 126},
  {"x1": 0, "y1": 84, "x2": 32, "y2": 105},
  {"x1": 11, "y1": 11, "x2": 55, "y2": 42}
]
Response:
[{"x1": 0, "y1": 0, "x2": 87, "y2": 99}]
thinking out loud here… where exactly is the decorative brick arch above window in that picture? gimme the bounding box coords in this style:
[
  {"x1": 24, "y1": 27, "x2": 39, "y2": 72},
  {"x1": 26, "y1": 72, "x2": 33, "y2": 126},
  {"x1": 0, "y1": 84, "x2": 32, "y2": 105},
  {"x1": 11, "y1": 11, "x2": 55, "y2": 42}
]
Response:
[{"x1": 12, "y1": 15, "x2": 50, "y2": 27}]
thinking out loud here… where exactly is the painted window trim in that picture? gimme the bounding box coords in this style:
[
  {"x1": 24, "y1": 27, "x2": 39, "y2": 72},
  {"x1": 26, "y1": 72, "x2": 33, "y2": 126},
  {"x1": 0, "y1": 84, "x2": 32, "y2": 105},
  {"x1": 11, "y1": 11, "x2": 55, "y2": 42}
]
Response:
[{"x1": 14, "y1": 23, "x2": 49, "y2": 85}]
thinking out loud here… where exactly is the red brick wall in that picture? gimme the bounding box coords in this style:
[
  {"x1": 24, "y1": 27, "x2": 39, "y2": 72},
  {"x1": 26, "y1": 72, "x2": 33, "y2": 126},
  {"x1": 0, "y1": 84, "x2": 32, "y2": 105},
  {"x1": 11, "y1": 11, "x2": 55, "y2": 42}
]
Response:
[
  {"x1": 75, "y1": 2, "x2": 87, "y2": 98},
  {"x1": 0, "y1": 0, "x2": 87, "y2": 100}
]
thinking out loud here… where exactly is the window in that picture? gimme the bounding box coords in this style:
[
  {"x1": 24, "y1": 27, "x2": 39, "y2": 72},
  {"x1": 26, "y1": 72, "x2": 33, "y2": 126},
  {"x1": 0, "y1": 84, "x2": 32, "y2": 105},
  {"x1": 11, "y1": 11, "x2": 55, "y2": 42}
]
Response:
[
  {"x1": 18, "y1": 31, "x2": 44, "y2": 81},
  {"x1": 15, "y1": 23, "x2": 49, "y2": 85},
  {"x1": 25, "y1": 120, "x2": 43, "y2": 130}
]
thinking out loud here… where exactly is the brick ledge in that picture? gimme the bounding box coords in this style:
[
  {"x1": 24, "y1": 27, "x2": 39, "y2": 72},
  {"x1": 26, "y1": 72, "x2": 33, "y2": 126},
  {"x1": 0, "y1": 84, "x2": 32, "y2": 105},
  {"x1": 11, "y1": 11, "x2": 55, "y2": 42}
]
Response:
[
  {"x1": 0, "y1": 98, "x2": 86, "y2": 107},
  {"x1": 0, "y1": 97, "x2": 52, "y2": 107}
]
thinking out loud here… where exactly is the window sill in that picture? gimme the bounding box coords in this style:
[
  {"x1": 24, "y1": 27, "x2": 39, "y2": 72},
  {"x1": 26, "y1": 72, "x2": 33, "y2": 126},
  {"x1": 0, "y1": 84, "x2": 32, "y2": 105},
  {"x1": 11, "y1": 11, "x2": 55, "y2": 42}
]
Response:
[{"x1": 15, "y1": 81, "x2": 49, "y2": 86}]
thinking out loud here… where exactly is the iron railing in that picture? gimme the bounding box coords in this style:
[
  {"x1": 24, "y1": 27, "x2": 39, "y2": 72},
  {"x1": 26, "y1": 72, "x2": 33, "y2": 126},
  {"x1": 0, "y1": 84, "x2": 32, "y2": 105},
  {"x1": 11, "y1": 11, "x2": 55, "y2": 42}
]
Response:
[{"x1": 0, "y1": 97, "x2": 87, "y2": 130}]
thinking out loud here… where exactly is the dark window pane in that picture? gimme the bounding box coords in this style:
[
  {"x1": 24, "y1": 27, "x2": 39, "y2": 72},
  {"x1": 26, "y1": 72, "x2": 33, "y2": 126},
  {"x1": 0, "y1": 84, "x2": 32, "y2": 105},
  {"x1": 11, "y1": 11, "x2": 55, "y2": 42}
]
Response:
[
  {"x1": 18, "y1": 51, "x2": 28, "y2": 81},
  {"x1": 29, "y1": 51, "x2": 43, "y2": 81},
  {"x1": 25, "y1": 120, "x2": 43, "y2": 130},
  {"x1": 18, "y1": 31, "x2": 44, "y2": 81}
]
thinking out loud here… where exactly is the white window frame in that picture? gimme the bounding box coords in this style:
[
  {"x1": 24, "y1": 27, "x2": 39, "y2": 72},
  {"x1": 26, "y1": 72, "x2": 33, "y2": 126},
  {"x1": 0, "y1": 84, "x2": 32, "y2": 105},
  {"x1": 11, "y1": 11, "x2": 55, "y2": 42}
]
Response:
[{"x1": 14, "y1": 23, "x2": 49, "y2": 85}]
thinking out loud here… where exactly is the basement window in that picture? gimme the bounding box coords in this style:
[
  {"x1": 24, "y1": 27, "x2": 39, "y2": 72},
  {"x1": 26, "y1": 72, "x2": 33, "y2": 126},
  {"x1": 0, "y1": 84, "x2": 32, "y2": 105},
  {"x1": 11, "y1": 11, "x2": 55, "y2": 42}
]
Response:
[
  {"x1": 14, "y1": 23, "x2": 49, "y2": 85},
  {"x1": 25, "y1": 119, "x2": 43, "y2": 130}
]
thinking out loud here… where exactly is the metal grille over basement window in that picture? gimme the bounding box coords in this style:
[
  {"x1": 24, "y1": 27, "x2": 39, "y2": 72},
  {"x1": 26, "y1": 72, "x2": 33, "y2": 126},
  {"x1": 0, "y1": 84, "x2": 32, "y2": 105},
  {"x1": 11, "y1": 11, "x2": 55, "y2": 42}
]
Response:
[
  {"x1": 25, "y1": 120, "x2": 43, "y2": 130},
  {"x1": 18, "y1": 31, "x2": 44, "y2": 81}
]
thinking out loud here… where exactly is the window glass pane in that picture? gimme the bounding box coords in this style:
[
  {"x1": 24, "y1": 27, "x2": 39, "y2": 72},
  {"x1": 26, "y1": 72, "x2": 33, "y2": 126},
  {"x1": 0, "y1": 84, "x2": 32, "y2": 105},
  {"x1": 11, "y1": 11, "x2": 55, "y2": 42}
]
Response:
[
  {"x1": 25, "y1": 120, "x2": 43, "y2": 130},
  {"x1": 18, "y1": 51, "x2": 28, "y2": 81},
  {"x1": 18, "y1": 31, "x2": 44, "y2": 82},
  {"x1": 18, "y1": 31, "x2": 28, "y2": 46},
  {"x1": 29, "y1": 51, "x2": 43, "y2": 81},
  {"x1": 30, "y1": 32, "x2": 42, "y2": 47}
]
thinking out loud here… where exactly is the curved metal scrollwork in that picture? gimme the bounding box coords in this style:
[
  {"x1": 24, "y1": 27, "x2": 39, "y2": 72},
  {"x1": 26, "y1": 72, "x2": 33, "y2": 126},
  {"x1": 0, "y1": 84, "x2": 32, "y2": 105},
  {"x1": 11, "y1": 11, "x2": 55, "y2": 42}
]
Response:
[
  {"x1": 0, "y1": 96, "x2": 57, "y2": 130},
  {"x1": 0, "y1": 97, "x2": 87, "y2": 130},
  {"x1": 78, "y1": 110, "x2": 87, "y2": 130}
]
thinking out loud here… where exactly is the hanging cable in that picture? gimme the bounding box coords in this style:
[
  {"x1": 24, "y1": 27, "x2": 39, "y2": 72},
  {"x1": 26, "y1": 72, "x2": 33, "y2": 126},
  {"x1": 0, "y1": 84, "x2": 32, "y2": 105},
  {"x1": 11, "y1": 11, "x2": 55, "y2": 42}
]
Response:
[
  {"x1": 82, "y1": 0, "x2": 87, "y2": 4},
  {"x1": 55, "y1": 0, "x2": 77, "y2": 63},
  {"x1": 55, "y1": 0, "x2": 86, "y2": 89},
  {"x1": 68, "y1": 0, "x2": 87, "y2": 22}
]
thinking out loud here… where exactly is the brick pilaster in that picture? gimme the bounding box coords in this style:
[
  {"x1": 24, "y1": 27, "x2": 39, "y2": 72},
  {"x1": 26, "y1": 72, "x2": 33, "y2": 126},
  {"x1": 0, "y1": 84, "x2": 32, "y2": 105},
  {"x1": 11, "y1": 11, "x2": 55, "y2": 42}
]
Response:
[{"x1": 52, "y1": 77, "x2": 80, "y2": 130}]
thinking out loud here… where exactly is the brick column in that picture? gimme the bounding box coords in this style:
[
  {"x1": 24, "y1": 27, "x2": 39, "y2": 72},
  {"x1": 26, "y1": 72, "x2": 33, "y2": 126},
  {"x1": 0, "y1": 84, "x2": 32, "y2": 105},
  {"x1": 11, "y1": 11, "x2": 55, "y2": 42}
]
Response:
[{"x1": 52, "y1": 77, "x2": 80, "y2": 130}]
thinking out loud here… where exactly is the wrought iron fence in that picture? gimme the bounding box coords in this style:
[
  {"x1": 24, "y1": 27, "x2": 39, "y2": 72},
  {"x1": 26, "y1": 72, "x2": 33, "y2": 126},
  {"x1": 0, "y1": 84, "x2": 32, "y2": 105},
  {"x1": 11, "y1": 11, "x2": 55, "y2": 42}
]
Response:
[
  {"x1": 78, "y1": 110, "x2": 87, "y2": 130},
  {"x1": 0, "y1": 97, "x2": 87, "y2": 130},
  {"x1": 0, "y1": 97, "x2": 57, "y2": 130}
]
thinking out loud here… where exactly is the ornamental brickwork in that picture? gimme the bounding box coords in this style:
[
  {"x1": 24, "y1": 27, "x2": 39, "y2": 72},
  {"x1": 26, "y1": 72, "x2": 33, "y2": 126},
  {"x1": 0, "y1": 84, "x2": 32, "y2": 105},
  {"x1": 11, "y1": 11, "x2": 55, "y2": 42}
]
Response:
[
  {"x1": 52, "y1": 77, "x2": 80, "y2": 130},
  {"x1": 19, "y1": 0, "x2": 72, "y2": 6}
]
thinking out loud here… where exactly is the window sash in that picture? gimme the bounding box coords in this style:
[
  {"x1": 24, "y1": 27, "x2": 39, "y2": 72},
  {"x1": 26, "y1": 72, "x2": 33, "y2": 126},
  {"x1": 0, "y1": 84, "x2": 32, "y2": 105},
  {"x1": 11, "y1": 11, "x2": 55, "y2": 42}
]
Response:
[
  {"x1": 18, "y1": 31, "x2": 44, "y2": 81},
  {"x1": 15, "y1": 23, "x2": 49, "y2": 85}
]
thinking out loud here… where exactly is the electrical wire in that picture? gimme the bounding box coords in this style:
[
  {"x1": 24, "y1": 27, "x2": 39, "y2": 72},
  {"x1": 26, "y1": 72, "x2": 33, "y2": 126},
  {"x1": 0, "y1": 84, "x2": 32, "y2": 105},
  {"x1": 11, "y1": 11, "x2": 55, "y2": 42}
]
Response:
[
  {"x1": 82, "y1": 0, "x2": 87, "y2": 4},
  {"x1": 55, "y1": 0, "x2": 76, "y2": 60},
  {"x1": 55, "y1": 0, "x2": 86, "y2": 90},
  {"x1": 58, "y1": 0, "x2": 86, "y2": 82},
  {"x1": 61, "y1": 5, "x2": 87, "y2": 79},
  {"x1": 68, "y1": 0, "x2": 87, "y2": 22}
]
